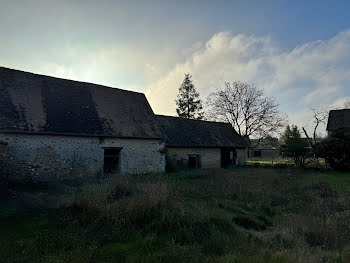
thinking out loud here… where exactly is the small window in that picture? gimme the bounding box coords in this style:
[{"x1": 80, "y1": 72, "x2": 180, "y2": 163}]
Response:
[
  {"x1": 254, "y1": 150, "x2": 262, "y2": 157},
  {"x1": 188, "y1": 154, "x2": 201, "y2": 169},
  {"x1": 103, "y1": 148, "x2": 121, "y2": 174}
]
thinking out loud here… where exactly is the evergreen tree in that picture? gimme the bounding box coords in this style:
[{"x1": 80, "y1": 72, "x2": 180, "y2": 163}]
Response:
[
  {"x1": 281, "y1": 125, "x2": 300, "y2": 144},
  {"x1": 281, "y1": 125, "x2": 292, "y2": 144},
  {"x1": 175, "y1": 73, "x2": 204, "y2": 119},
  {"x1": 281, "y1": 125, "x2": 310, "y2": 168}
]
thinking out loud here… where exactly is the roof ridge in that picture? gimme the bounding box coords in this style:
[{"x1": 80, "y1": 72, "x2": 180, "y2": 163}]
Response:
[
  {"x1": 0, "y1": 66, "x2": 144, "y2": 95},
  {"x1": 156, "y1": 114, "x2": 231, "y2": 125},
  {"x1": 329, "y1": 108, "x2": 350, "y2": 112}
]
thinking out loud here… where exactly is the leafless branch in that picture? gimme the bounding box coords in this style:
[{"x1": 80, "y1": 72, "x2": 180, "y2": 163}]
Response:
[{"x1": 206, "y1": 81, "x2": 287, "y2": 141}]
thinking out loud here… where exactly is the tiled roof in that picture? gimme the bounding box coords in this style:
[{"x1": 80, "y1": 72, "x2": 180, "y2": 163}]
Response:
[
  {"x1": 326, "y1": 109, "x2": 350, "y2": 131},
  {"x1": 156, "y1": 115, "x2": 247, "y2": 148},
  {"x1": 250, "y1": 137, "x2": 280, "y2": 150},
  {"x1": 0, "y1": 67, "x2": 163, "y2": 139}
]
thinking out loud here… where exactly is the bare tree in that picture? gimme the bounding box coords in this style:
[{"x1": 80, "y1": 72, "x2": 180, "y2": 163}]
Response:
[
  {"x1": 206, "y1": 81, "x2": 287, "y2": 144},
  {"x1": 302, "y1": 99, "x2": 349, "y2": 148},
  {"x1": 302, "y1": 107, "x2": 328, "y2": 148}
]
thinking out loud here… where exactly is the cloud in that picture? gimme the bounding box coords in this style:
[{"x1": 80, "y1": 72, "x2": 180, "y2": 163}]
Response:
[
  {"x1": 35, "y1": 45, "x2": 182, "y2": 93},
  {"x1": 38, "y1": 62, "x2": 76, "y2": 80},
  {"x1": 145, "y1": 29, "x2": 350, "y2": 136},
  {"x1": 331, "y1": 96, "x2": 350, "y2": 108},
  {"x1": 182, "y1": 41, "x2": 203, "y2": 57}
]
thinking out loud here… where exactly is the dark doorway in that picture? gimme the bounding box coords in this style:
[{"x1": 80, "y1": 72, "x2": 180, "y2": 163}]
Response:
[
  {"x1": 221, "y1": 148, "x2": 236, "y2": 168},
  {"x1": 103, "y1": 148, "x2": 121, "y2": 174},
  {"x1": 188, "y1": 154, "x2": 200, "y2": 169},
  {"x1": 254, "y1": 150, "x2": 262, "y2": 157}
]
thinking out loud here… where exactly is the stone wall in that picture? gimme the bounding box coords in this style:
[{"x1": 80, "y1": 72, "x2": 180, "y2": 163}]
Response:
[
  {"x1": 168, "y1": 147, "x2": 247, "y2": 168},
  {"x1": 167, "y1": 147, "x2": 221, "y2": 168},
  {"x1": 101, "y1": 137, "x2": 165, "y2": 174},
  {"x1": 0, "y1": 133, "x2": 165, "y2": 176},
  {"x1": 236, "y1": 148, "x2": 247, "y2": 165}
]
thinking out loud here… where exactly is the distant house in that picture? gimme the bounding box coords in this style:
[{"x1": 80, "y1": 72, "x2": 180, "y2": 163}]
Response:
[
  {"x1": 0, "y1": 67, "x2": 165, "y2": 175},
  {"x1": 157, "y1": 115, "x2": 247, "y2": 169},
  {"x1": 248, "y1": 137, "x2": 280, "y2": 158},
  {"x1": 326, "y1": 109, "x2": 350, "y2": 135}
]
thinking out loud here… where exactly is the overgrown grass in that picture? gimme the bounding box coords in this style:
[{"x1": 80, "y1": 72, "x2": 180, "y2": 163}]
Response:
[
  {"x1": 306, "y1": 170, "x2": 350, "y2": 193},
  {"x1": 1, "y1": 167, "x2": 350, "y2": 262}
]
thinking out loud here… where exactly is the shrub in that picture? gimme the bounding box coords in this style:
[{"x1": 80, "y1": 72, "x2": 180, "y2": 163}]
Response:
[
  {"x1": 281, "y1": 138, "x2": 311, "y2": 168},
  {"x1": 316, "y1": 128, "x2": 350, "y2": 171}
]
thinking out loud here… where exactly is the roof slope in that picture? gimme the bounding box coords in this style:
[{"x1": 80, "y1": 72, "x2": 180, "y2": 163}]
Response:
[
  {"x1": 326, "y1": 109, "x2": 350, "y2": 131},
  {"x1": 0, "y1": 67, "x2": 163, "y2": 139},
  {"x1": 156, "y1": 115, "x2": 247, "y2": 148},
  {"x1": 250, "y1": 137, "x2": 280, "y2": 150}
]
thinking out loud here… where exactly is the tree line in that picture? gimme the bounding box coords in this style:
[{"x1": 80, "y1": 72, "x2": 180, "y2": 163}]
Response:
[
  {"x1": 280, "y1": 124, "x2": 350, "y2": 170},
  {"x1": 175, "y1": 73, "x2": 286, "y2": 143},
  {"x1": 175, "y1": 73, "x2": 350, "y2": 171}
]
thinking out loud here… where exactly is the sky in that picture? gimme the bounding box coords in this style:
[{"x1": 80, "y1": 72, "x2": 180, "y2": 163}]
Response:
[{"x1": 1, "y1": 0, "x2": 350, "y2": 136}]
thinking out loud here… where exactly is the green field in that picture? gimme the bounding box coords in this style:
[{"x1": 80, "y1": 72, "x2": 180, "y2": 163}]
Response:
[
  {"x1": 1, "y1": 167, "x2": 350, "y2": 262},
  {"x1": 247, "y1": 157, "x2": 327, "y2": 168},
  {"x1": 247, "y1": 158, "x2": 293, "y2": 165}
]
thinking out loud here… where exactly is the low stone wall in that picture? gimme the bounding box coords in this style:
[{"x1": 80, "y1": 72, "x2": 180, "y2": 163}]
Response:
[{"x1": 0, "y1": 133, "x2": 165, "y2": 177}]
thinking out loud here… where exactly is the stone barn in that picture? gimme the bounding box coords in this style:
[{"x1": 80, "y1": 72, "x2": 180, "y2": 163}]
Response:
[
  {"x1": 157, "y1": 115, "x2": 247, "y2": 169},
  {"x1": 0, "y1": 67, "x2": 165, "y2": 175}
]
